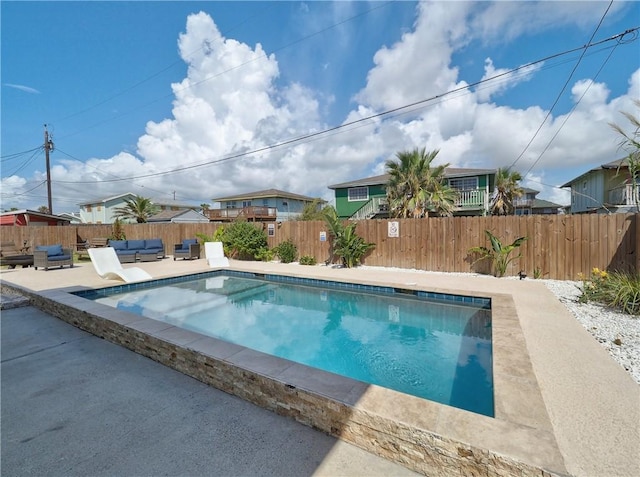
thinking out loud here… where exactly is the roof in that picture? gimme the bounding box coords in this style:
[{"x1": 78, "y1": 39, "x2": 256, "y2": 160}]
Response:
[
  {"x1": 211, "y1": 188, "x2": 318, "y2": 203},
  {"x1": 0, "y1": 209, "x2": 71, "y2": 221},
  {"x1": 77, "y1": 192, "x2": 136, "y2": 206},
  {"x1": 532, "y1": 198, "x2": 563, "y2": 209},
  {"x1": 147, "y1": 209, "x2": 209, "y2": 223},
  {"x1": 328, "y1": 167, "x2": 496, "y2": 189},
  {"x1": 0, "y1": 210, "x2": 72, "y2": 225},
  {"x1": 78, "y1": 192, "x2": 193, "y2": 209},
  {"x1": 561, "y1": 157, "x2": 630, "y2": 188}
]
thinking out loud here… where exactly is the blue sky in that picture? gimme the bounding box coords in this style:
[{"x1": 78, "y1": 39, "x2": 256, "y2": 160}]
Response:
[{"x1": 2, "y1": 1, "x2": 639, "y2": 213}]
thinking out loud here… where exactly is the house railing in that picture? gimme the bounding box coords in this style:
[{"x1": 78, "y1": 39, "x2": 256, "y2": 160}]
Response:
[
  {"x1": 454, "y1": 189, "x2": 487, "y2": 210},
  {"x1": 514, "y1": 197, "x2": 534, "y2": 207},
  {"x1": 608, "y1": 184, "x2": 640, "y2": 206},
  {"x1": 350, "y1": 197, "x2": 389, "y2": 220},
  {"x1": 208, "y1": 206, "x2": 277, "y2": 221}
]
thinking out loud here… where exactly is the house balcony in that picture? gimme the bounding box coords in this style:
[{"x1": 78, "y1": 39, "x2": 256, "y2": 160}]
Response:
[
  {"x1": 513, "y1": 197, "x2": 534, "y2": 208},
  {"x1": 207, "y1": 206, "x2": 277, "y2": 222},
  {"x1": 453, "y1": 189, "x2": 488, "y2": 211},
  {"x1": 608, "y1": 184, "x2": 640, "y2": 206}
]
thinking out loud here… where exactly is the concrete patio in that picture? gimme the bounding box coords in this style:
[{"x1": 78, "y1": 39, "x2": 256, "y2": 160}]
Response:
[{"x1": 1, "y1": 257, "x2": 639, "y2": 476}]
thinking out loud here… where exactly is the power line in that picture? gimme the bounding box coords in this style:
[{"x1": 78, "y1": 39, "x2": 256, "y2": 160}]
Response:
[
  {"x1": 0, "y1": 146, "x2": 43, "y2": 162},
  {"x1": 53, "y1": 3, "x2": 280, "y2": 125},
  {"x1": 53, "y1": 147, "x2": 211, "y2": 204},
  {"x1": 53, "y1": 2, "x2": 396, "y2": 143},
  {"x1": 523, "y1": 35, "x2": 620, "y2": 179},
  {"x1": 507, "y1": 0, "x2": 615, "y2": 172},
  {"x1": 53, "y1": 26, "x2": 640, "y2": 185}
]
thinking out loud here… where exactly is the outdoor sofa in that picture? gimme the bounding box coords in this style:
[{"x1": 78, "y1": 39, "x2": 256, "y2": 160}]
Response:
[
  {"x1": 34, "y1": 244, "x2": 74, "y2": 270},
  {"x1": 108, "y1": 239, "x2": 165, "y2": 263}
]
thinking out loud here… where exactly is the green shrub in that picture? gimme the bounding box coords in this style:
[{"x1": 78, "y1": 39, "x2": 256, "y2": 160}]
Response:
[
  {"x1": 299, "y1": 255, "x2": 317, "y2": 266},
  {"x1": 579, "y1": 268, "x2": 640, "y2": 315},
  {"x1": 255, "y1": 247, "x2": 275, "y2": 262},
  {"x1": 274, "y1": 239, "x2": 297, "y2": 263},
  {"x1": 223, "y1": 222, "x2": 268, "y2": 260},
  {"x1": 196, "y1": 226, "x2": 225, "y2": 244}
]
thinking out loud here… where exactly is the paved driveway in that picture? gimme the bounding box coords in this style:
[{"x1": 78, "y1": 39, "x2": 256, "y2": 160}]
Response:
[{"x1": 1, "y1": 305, "x2": 417, "y2": 477}]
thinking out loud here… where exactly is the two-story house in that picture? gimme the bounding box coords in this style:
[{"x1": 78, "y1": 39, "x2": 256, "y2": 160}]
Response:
[
  {"x1": 328, "y1": 168, "x2": 496, "y2": 219},
  {"x1": 78, "y1": 193, "x2": 196, "y2": 224},
  {"x1": 208, "y1": 189, "x2": 319, "y2": 222},
  {"x1": 561, "y1": 158, "x2": 639, "y2": 214},
  {"x1": 514, "y1": 188, "x2": 562, "y2": 215}
]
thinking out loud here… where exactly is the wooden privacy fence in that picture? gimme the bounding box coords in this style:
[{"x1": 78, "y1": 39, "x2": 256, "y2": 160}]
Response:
[{"x1": 1, "y1": 214, "x2": 637, "y2": 280}]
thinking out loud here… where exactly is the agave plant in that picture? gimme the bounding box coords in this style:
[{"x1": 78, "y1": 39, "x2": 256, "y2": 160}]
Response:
[{"x1": 469, "y1": 230, "x2": 527, "y2": 277}]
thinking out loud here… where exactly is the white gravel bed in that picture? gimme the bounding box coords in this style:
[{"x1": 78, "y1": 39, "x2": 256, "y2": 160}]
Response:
[{"x1": 542, "y1": 279, "x2": 640, "y2": 385}]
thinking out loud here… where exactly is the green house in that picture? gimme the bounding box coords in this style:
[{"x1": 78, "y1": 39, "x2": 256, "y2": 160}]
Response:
[{"x1": 328, "y1": 168, "x2": 497, "y2": 219}]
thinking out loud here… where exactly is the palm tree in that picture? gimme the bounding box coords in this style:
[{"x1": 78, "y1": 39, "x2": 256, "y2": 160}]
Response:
[
  {"x1": 385, "y1": 148, "x2": 455, "y2": 218},
  {"x1": 609, "y1": 99, "x2": 640, "y2": 212},
  {"x1": 113, "y1": 195, "x2": 159, "y2": 223},
  {"x1": 200, "y1": 203, "x2": 211, "y2": 213},
  {"x1": 490, "y1": 168, "x2": 523, "y2": 215},
  {"x1": 427, "y1": 180, "x2": 458, "y2": 217},
  {"x1": 298, "y1": 198, "x2": 330, "y2": 221}
]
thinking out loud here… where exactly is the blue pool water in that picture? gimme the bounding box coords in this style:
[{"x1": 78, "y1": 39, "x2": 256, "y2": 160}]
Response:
[{"x1": 82, "y1": 273, "x2": 493, "y2": 416}]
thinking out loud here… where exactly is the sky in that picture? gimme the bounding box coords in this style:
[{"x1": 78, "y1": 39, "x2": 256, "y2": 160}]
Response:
[{"x1": 1, "y1": 0, "x2": 639, "y2": 213}]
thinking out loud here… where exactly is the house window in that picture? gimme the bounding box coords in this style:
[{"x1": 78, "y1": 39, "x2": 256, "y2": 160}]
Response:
[
  {"x1": 448, "y1": 177, "x2": 478, "y2": 191},
  {"x1": 348, "y1": 186, "x2": 369, "y2": 201},
  {"x1": 226, "y1": 201, "x2": 236, "y2": 209},
  {"x1": 262, "y1": 199, "x2": 269, "y2": 206},
  {"x1": 96, "y1": 205, "x2": 102, "y2": 212},
  {"x1": 243, "y1": 201, "x2": 252, "y2": 207},
  {"x1": 86, "y1": 205, "x2": 92, "y2": 212},
  {"x1": 515, "y1": 209, "x2": 531, "y2": 216}
]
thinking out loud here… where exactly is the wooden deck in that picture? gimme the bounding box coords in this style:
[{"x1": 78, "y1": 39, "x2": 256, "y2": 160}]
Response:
[{"x1": 207, "y1": 206, "x2": 277, "y2": 222}]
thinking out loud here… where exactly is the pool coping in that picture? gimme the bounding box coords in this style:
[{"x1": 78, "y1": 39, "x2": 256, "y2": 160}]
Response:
[{"x1": 2, "y1": 266, "x2": 567, "y2": 477}]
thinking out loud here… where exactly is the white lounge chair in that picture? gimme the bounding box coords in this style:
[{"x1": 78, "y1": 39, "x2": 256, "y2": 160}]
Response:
[
  {"x1": 204, "y1": 242, "x2": 230, "y2": 268},
  {"x1": 88, "y1": 247, "x2": 152, "y2": 283}
]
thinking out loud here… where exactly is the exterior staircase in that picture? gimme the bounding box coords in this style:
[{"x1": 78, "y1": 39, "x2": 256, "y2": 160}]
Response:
[{"x1": 350, "y1": 197, "x2": 389, "y2": 220}]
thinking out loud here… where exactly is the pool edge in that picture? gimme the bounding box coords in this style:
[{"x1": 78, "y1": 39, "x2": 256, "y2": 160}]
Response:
[{"x1": 1, "y1": 275, "x2": 567, "y2": 477}]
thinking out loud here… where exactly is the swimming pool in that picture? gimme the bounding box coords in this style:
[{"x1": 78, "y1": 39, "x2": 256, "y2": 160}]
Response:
[{"x1": 80, "y1": 271, "x2": 493, "y2": 416}]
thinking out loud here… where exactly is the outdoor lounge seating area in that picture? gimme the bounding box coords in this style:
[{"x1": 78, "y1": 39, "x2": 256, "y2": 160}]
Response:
[
  {"x1": 173, "y1": 238, "x2": 200, "y2": 261},
  {"x1": 108, "y1": 239, "x2": 165, "y2": 263},
  {"x1": 33, "y1": 244, "x2": 74, "y2": 271}
]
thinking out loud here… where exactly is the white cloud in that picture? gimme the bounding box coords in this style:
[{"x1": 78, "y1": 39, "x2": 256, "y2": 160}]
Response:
[
  {"x1": 3, "y1": 83, "x2": 40, "y2": 94},
  {"x1": 5, "y1": 1, "x2": 638, "y2": 212}
]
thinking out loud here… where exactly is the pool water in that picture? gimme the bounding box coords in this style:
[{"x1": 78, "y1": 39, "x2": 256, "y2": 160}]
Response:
[{"x1": 91, "y1": 274, "x2": 493, "y2": 416}]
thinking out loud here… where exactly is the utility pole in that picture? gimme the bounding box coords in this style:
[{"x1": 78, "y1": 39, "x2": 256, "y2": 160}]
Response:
[{"x1": 44, "y1": 124, "x2": 54, "y2": 214}]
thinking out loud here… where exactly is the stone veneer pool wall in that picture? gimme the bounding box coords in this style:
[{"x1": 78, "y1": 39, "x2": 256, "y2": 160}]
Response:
[{"x1": 1, "y1": 278, "x2": 566, "y2": 477}]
